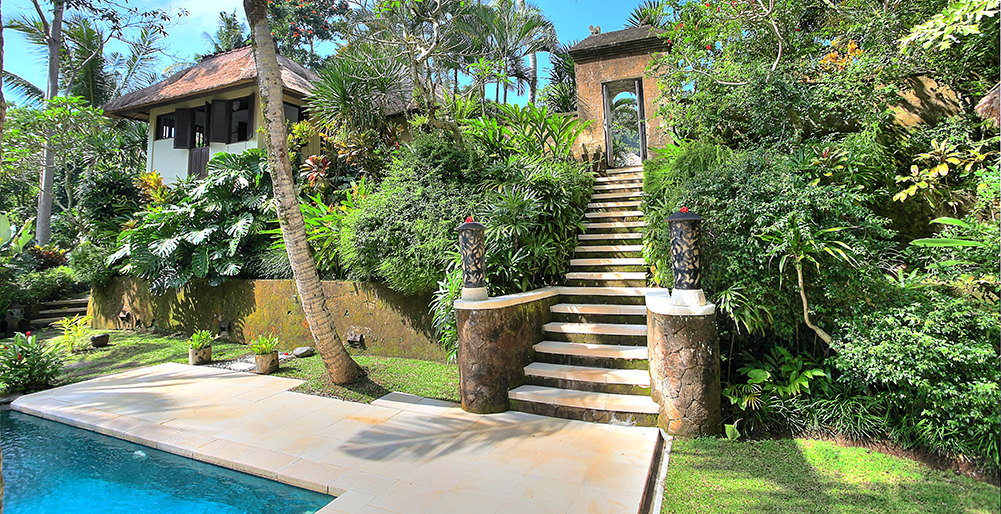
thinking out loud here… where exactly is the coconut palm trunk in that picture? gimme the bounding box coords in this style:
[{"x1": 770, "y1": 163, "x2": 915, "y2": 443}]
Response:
[
  {"x1": 35, "y1": 0, "x2": 65, "y2": 245},
  {"x1": 243, "y1": 0, "x2": 362, "y2": 384}
]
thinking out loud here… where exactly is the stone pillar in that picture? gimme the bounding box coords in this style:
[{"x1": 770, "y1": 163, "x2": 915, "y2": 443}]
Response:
[
  {"x1": 646, "y1": 207, "x2": 721, "y2": 436},
  {"x1": 457, "y1": 219, "x2": 487, "y2": 301}
]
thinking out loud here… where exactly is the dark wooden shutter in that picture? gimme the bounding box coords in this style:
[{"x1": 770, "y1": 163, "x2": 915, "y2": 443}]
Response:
[
  {"x1": 173, "y1": 108, "x2": 192, "y2": 149},
  {"x1": 245, "y1": 94, "x2": 255, "y2": 139},
  {"x1": 188, "y1": 147, "x2": 211, "y2": 180},
  {"x1": 209, "y1": 100, "x2": 231, "y2": 143}
]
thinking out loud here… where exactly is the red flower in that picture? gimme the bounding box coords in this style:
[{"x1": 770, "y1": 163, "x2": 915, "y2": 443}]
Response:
[
  {"x1": 706, "y1": 44, "x2": 711, "y2": 50},
  {"x1": 680, "y1": 207, "x2": 689, "y2": 213},
  {"x1": 465, "y1": 216, "x2": 474, "y2": 223}
]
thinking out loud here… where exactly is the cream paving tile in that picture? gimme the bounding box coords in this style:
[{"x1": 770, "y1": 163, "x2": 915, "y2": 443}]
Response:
[
  {"x1": 315, "y1": 399, "x2": 369, "y2": 418},
  {"x1": 314, "y1": 503, "x2": 351, "y2": 514},
  {"x1": 356, "y1": 506, "x2": 398, "y2": 514},
  {"x1": 277, "y1": 433, "x2": 349, "y2": 461},
  {"x1": 93, "y1": 413, "x2": 151, "y2": 437},
  {"x1": 582, "y1": 459, "x2": 651, "y2": 494},
  {"x1": 323, "y1": 417, "x2": 378, "y2": 439},
  {"x1": 449, "y1": 465, "x2": 525, "y2": 501},
  {"x1": 327, "y1": 470, "x2": 398, "y2": 497},
  {"x1": 317, "y1": 444, "x2": 423, "y2": 479},
  {"x1": 398, "y1": 456, "x2": 477, "y2": 489},
  {"x1": 343, "y1": 404, "x2": 403, "y2": 425},
  {"x1": 478, "y1": 445, "x2": 540, "y2": 474},
  {"x1": 193, "y1": 438, "x2": 256, "y2": 467},
  {"x1": 525, "y1": 451, "x2": 595, "y2": 485},
  {"x1": 426, "y1": 492, "x2": 504, "y2": 514},
  {"x1": 230, "y1": 448, "x2": 300, "y2": 479},
  {"x1": 368, "y1": 478, "x2": 450, "y2": 514},
  {"x1": 276, "y1": 458, "x2": 349, "y2": 493},
  {"x1": 566, "y1": 485, "x2": 643, "y2": 514},
  {"x1": 327, "y1": 490, "x2": 377, "y2": 513},
  {"x1": 504, "y1": 475, "x2": 581, "y2": 514}
]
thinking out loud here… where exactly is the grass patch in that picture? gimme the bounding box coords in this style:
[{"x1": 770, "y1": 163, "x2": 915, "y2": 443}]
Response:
[
  {"x1": 663, "y1": 438, "x2": 1000, "y2": 514},
  {"x1": 3, "y1": 329, "x2": 459, "y2": 405},
  {"x1": 275, "y1": 351, "x2": 460, "y2": 404}
]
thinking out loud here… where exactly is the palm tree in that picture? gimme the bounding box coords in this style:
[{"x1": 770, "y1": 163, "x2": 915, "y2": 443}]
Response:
[
  {"x1": 625, "y1": 0, "x2": 670, "y2": 29},
  {"x1": 244, "y1": 0, "x2": 363, "y2": 384},
  {"x1": 202, "y1": 11, "x2": 248, "y2": 54},
  {"x1": 478, "y1": 0, "x2": 556, "y2": 104}
]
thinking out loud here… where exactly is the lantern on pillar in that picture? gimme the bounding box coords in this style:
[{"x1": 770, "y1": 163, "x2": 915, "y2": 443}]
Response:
[
  {"x1": 456, "y1": 217, "x2": 488, "y2": 301},
  {"x1": 666, "y1": 207, "x2": 703, "y2": 290}
]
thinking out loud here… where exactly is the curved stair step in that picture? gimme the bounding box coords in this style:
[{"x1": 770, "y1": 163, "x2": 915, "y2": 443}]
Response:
[
  {"x1": 509, "y1": 385, "x2": 659, "y2": 414},
  {"x1": 525, "y1": 362, "x2": 650, "y2": 387},
  {"x1": 544, "y1": 322, "x2": 647, "y2": 337}
]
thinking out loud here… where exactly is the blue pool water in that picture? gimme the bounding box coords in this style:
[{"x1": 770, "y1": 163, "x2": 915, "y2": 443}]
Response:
[{"x1": 1, "y1": 411, "x2": 334, "y2": 514}]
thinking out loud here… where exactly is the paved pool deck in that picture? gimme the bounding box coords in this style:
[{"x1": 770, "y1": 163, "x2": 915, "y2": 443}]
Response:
[{"x1": 12, "y1": 362, "x2": 664, "y2": 514}]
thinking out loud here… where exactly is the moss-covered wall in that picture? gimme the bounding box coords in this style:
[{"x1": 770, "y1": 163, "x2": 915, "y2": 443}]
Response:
[{"x1": 89, "y1": 277, "x2": 444, "y2": 362}]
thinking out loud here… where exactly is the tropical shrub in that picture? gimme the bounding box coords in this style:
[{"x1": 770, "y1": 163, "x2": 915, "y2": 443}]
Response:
[
  {"x1": 339, "y1": 131, "x2": 483, "y2": 294},
  {"x1": 68, "y1": 241, "x2": 115, "y2": 286},
  {"x1": 53, "y1": 314, "x2": 92, "y2": 353},
  {"x1": 108, "y1": 150, "x2": 274, "y2": 295},
  {"x1": 15, "y1": 266, "x2": 83, "y2": 305},
  {"x1": 479, "y1": 156, "x2": 593, "y2": 295},
  {"x1": 77, "y1": 167, "x2": 143, "y2": 245},
  {"x1": 0, "y1": 332, "x2": 63, "y2": 393},
  {"x1": 463, "y1": 103, "x2": 590, "y2": 160},
  {"x1": 836, "y1": 288, "x2": 1000, "y2": 471},
  {"x1": 430, "y1": 255, "x2": 462, "y2": 363}
]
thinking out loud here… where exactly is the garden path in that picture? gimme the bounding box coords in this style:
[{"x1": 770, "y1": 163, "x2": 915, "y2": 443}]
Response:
[{"x1": 12, "y1": 362, "x2": 662, "y2": 514}]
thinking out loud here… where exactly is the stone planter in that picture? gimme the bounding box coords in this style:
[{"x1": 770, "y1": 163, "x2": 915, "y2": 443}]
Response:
[
  {"x1": 188, "y1": 346, "x2": 212, "y2": 365},
  {"x1": 255, "y1": 352, "x2": 279, "y2": 375},
  {"x1": 90, "y1": 333, "x2": 110, "y2": 348}
]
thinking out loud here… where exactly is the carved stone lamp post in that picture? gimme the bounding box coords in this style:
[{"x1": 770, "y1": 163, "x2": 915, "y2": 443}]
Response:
[
  {"x1": 457, "y1": 218, "x2": 488, "y2": 301},
  {"x1": 646, "y1": 207, "x2": 721, "y2": 437}
]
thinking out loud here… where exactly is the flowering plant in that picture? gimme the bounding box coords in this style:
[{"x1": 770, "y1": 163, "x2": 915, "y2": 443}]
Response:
[{"x1": 0, "y1": 332, "x2": 63, "y2": 392}]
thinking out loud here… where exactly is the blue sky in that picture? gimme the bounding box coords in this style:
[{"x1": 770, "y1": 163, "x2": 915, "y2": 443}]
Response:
[{"x1": 2, "y1": 0, "x2": 640, "y2": 106}]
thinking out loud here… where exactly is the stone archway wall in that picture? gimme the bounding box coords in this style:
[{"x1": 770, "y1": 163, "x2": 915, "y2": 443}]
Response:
[{"x1": 575, "y1": 54, "x2": 668, "y2": 159}]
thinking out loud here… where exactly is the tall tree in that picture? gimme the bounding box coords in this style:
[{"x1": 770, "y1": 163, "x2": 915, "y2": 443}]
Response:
[
  {"x1": 1, "y1": 0, "x2": 6, "y2": 508},
  {"x1": 479, "y1": 0, "x2": 555, "y2": 103},
  {"x1": 243, "y1": 0, "x2": 363, "y2": 384},
  {"x1": 202, "y1": 11, "x2": 248, "y2": 54},
  {"x1": 514, "y1": 0, "x2": 539, "y2": 104},
  {"x1": 35, "y1": 0, "x2": 66, "y2": 245}
]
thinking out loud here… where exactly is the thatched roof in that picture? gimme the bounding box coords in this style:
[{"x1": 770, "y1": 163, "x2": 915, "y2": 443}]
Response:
[
  {"x1": 976, "y1": 83, "x2": 1000, "y2": 127},
  {"x1": 568, "y1": 25, "x2": 669, "y2": 63},
  {"x1": 104, "y1": 46, "x2": 318, "y2": 121}
]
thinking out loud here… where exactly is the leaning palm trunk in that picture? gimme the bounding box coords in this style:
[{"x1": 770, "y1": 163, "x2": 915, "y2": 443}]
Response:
[
  {"x1": 795, "y1": 261, "x2": 832, "y2": 345},
  {"x1": 243, "y1": 0, "x2": 362, "y2": 384}
]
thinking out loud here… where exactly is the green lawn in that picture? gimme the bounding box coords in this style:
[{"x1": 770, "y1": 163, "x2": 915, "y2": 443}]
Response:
[
  {"x1": 8, "y1": 329, "x2": 459, "y2": 404},
  {"x1": 663, "y1": 438, "x2": 1000, "y2": 514}
]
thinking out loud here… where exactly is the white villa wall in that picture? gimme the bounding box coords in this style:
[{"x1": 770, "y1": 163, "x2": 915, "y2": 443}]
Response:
[{"x1": 146, "y1": 87, "x2": 311, "y2": 182}]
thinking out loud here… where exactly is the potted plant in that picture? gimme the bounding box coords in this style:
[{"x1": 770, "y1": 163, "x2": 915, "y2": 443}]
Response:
[
  {"x1": 251, "y1": 334, "x2": 279, "y2": 374},
  {"x1": 188, "y1": 330, "x2": 213, "y2": 365}
]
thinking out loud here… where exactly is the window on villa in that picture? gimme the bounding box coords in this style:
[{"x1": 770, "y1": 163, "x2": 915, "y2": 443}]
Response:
[
  {"x1": 155, "y1": 113, "x2": 175, "y2": 140},
  {"x1": 230, "y1": 96, "x2": 253, "y2": 143},
  {"x1": 283, "y1": 102, "x2": 303, "y2": 124},
  {"x1": 192, "y1": 105, "x2": 208, "y2": 148}
]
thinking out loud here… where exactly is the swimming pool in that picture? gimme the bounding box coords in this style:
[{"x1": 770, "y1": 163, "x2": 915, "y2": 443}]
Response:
[{"x1": 1, "y1": 410, "x2": 333, "y2": 514}]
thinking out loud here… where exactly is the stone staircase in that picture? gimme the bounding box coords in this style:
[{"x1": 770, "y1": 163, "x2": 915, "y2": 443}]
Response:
[
  {"x1": 30, "y1": 297, "x2": 90, "y2": 329},
  {"x1": 508, "y1": 166, "x2": 660, "y2": 426}
]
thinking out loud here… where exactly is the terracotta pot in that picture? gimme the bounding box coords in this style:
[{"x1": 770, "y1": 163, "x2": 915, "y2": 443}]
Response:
[
  {"x1": 189, "y1": 346, "x2": 212, "y2": 365},
  {"x1": 255, "y1": 351, "x2": 279, "y2": 374}
]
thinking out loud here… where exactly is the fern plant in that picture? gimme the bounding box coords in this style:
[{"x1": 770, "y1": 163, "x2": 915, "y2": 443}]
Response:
[{"x1": 107, "y1": 150, "x2": 274, "y2": 295}]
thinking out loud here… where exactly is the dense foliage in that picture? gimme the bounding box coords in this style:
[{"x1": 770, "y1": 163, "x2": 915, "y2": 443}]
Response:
[
  {"x1": 0, "y1": 332, "x2": 63, "y2": 393},
  {"x1": 108, "y1": 150, "x2": 275, "y2": 295}
]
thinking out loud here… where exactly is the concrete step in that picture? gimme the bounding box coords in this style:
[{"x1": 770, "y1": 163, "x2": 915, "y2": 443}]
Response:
[
  {"x1": 559, "y1": 286, "x2": 656, "y2": 297},
  {"x1": 591, "y1": 191, "x2": 643, "y2": 200},
  {"x1": 38, "y1": 297, "x2": 89, "y2": 308},
  {"x1": 534, "y1": 340, "x2": 647, "y2": 359},
  {"x1": 593, "y1": 183, "x2": 642, "y2": 191},
  {"x1": 551, "y1": 303, "x2": 647, "y2": 316},
  {"x1": 595, "y1": 173, "x2": 643, "y2": 183},
  {"x1": 584, "y1": 211, "x2": 643, "y2": 219},
  {"x1": 570, "y1": 258, "x2": 646, "y2": 267},
  {"x1": 544, "y1": 322, "x2": 647, "y2": 337},
  {"x1": 509, "y1": 385, "x2": 659, "y2": 415},
  {"x1": 565, "y1": 272, "x2": 646, "y2": 281},
  {"x1": 583, "y1": 221, "x2": 646, "y2": 230},
  {"x1": 574, "y1": 245, "x2": 643, "y2": 253},
  {"x1": 37, "y1": 307, "x2": 88, "y2": 317},
  {"x1": 578, "y1": 233, "x2": 642, "y2": 241},
  {"x1": 524, "y1": 362, "x2": 650, "y2": 387},
  {"x1": 606, "y1": 166, "x2": 643, "y2": 175},
  {"x1": 30, "y1": 317, "x2": 71, "y2": 327},
  {"x1": 587, "y1": 201, "x2": 642, "y2": 209}
]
